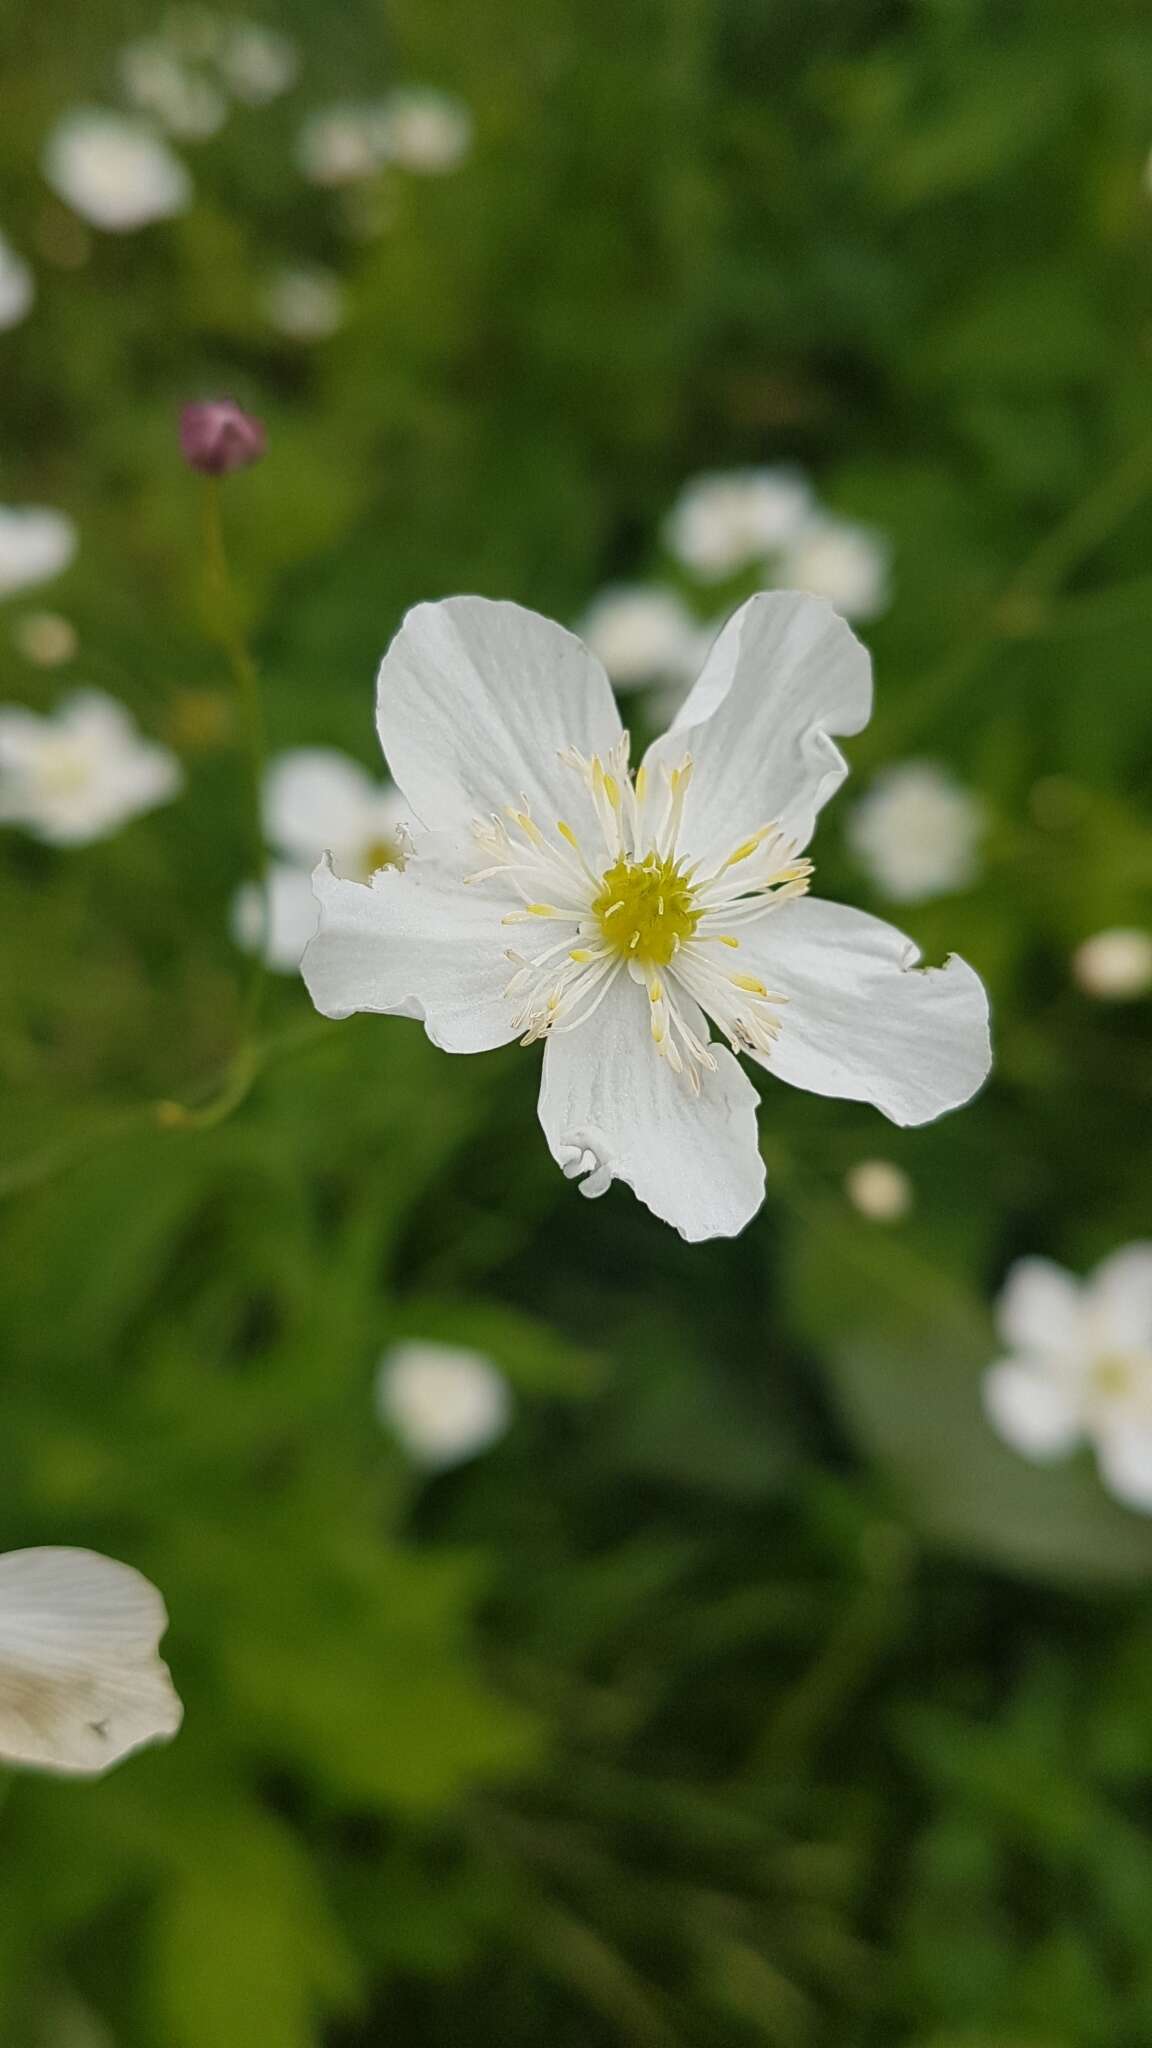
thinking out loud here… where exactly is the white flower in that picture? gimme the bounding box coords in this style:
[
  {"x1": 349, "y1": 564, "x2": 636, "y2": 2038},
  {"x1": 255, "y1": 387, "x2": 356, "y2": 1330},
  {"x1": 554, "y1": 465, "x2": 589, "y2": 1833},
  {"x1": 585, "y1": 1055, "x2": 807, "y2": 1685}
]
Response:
[
  {"x1": 372, "y1": 89, "x2": 472, "y2": 174},
  {"x1": 376, "y1": 1341, "x2": 511, "y2": 1469},
  {"x1": 1073, "y1": 928, "x2": 1152, "y2": 1002},
  {"x1": 0, "y1": 506, "x2": 76, "y2": 598},
  {"x1": 847, "y1": 760, "x2": 983, "y2": 903},
  {"x1": 0, "y1": 1547, "x2": 182, "y2": 1776},
  {"x1": 777, "y1": 515, "x2": 890, "y2": 622},
  {"x1": 43, "y1": 110, "x2": 192, "y2": 231},
  {"x1": 984, "y1": 1246, "x2": 1152, "y2": 1512},
  {"x1": 217, "y1": 22, "x2": 299, "y2": 103},
  {"x1": 11, "y1": 610, "x2": 78, "y2": 666},
  {"x1": 0, "y1": 690, "x2": 182, "y2": 845},
  {"x1": 664, "y1": 468, "x2": 814, "y2": 581},
  {"x1": 296, "y1": 104, "x2": 383, "y2": 186},
  {"x1": 264, "y1": 265, "x2": 346, "y2": 341},
  {"x1": 302, "y1": 593, "x2": 991, "y2": 1242},
  {"x1": 234, "y1": 747, "x2": 407, "y2": 971},
  {"x1": 578, "y1": 585, "x2": 701, "y2": 691},
  {"x1": 117, "y1": 41, "x2": 227, "y2": 139},
  {"x1": 0, "y1": 232, "x2": 34, "y2": 330},
  {"x1": 844, "y1": 1157, "x2": 912, "y2": 1221}
]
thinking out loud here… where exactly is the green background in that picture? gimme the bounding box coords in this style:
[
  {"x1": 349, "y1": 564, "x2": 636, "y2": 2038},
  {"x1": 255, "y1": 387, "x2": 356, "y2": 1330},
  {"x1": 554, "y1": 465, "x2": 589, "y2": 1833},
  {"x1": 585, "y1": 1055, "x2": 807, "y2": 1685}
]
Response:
[{"x1": 2, "y1": 0, "x2": 1152, "y2": 2041}]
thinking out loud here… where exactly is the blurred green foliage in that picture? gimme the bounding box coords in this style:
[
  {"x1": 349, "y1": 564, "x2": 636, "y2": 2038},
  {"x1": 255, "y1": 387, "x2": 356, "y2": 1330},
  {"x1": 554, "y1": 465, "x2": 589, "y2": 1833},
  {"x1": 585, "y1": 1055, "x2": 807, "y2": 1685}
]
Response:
[{"x1": 2, "y1": 0, "x2": 1152, "y2": 2042}]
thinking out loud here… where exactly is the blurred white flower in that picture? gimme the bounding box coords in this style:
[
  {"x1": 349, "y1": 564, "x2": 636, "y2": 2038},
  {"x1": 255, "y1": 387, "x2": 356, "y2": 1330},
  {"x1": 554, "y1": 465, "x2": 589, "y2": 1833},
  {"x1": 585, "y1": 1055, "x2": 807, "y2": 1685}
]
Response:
[
  {"x1": 12, "y1": 610, "x2": 78, "y2": 666},
  {"x1": 117, "y1": 41, "x2": 227, "y2": 140},
  {"x1": 43, "y1": 110, "x2": 192, "y2": 231},
  {"x1": 0, "y1": 232, "x2": 34, "y2": 330},
  {"x1": 777, "y1": 515, "x2": 890, "y2": 622},
  {"x1": 376, "y1": 1341, "x2": 512, "y2": 1469},
  {"x1": 264, "y1": 265, "x2": 346, "y2": 341},
  {"x1": 0, "y1": 506, "x2": 77, "y2": 599},
  {"x1": 1073, "y1": 928, "x2": 1152, "y2": 1002},
  {"x1": 844, "y1": 1157, "x2": 912, "y2": 1221},
  {"x1": 984, "y1": 1246, "x2": 1152, "y2": 1512},
  {"x1": 578, "y1": 584, "x2": 700, "y2": 691},
  {"x1": 218, "y1": 22, "x2": 299, "y2": 103},
  {"x1": 0, "y1": 690, "x2": 182, "y2": 845},
  {"x1": 848, "y1": 761, "x2": 982, "y2": 902},
  {"x1": 303, "y1": 593, "x2": 990, "y2": 1243},
  {"x1": 234, "y1": 746, "x2": 407, "y2": 971},
  {"x1": 0, "y1": 1547, "x2": 182, "y2": 1776},
  {"x1": 372, "y1": 89, "x2": 473, "y2": 174},
  {"x1": 296, "y1": 104, "x2": 382, "y2": 186},
  {"x1": 664, "y1": 467, "x2": 813, "y2": 581}
]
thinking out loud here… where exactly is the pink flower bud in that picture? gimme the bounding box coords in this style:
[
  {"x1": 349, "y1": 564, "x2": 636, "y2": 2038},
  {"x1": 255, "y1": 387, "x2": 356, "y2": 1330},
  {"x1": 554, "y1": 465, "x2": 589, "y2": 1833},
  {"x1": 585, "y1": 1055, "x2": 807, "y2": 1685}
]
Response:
[{"x1": 179, "y1": 399, "x2": 265, "y2": 476}]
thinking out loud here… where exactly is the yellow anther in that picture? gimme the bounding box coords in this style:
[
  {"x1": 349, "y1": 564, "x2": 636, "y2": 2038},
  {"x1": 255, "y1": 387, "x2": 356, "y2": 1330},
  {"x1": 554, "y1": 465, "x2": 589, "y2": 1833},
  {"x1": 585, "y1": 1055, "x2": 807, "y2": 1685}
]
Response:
[
  {"x1": 603, "y1": 773, "x2": 620, "y2": 809},
  {"x1": 731, "y1": 973, "x2": 768, "y2": 996},
  {"x1": 556, "y1": 820, "x2": 579, "y2": 849},
  {"x1": 569, "y1": 948, "x2": 594, "y2": 962},
  {"x1": 526, "y1": 903, "x2": 557, "y2": 917},
  {"x1": 726, "y1": 831, "x2": 767, "y2": 866},
  {"x1": 635, "y1": 764, "x2": 647, "y2": 801},
  {"x1": 717, "y1": 934, "x2": 740, "y2": 948}
]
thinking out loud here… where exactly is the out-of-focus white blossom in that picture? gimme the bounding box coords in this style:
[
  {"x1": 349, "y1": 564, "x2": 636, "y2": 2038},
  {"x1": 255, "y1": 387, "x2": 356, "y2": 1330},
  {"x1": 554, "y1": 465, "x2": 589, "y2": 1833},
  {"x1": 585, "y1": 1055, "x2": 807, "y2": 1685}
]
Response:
[
  {"x1": 578, "y1": 584, "x2": 701, "y2": 691},
  {"x1": 233, "y1": 747, "x2": 407, "y2": 971},
  {"x1": 43, "y1": 110, "x2": 192, "y2": 231},
  {"x1": 0, "y1": 690, "x2": 182, "y2": 845},
  {"x1": 296, "y1": 104, "x2": 383, "y2": 186},
  {"x1": 777, "y1": 515, "x2": 890, "y2": 622},
  {"x1": 0, "y1": 233, "x2": 34, "y2": 330},
  {"x1": 371, "y1": 88, "x2": 473, "y2": 174},
  {"x1": 0, "y1": 1546, "x2": 182, "y2": 1776},
  {"x1": 264, "y1": 265, "x2": 346, "y2": 341},
  {"x1": 0, "y1": 506, "x2": 77, "y2": 600},
  {"x1": 844, "y1": 1157, "x2": 912, "y2": 1221},
  {"x1": 12, "y1": 611, "x2": 78, "y2": 667},
  {"x1": 985, "y1": 1246, "x2": 1152, "y2": 1512},
  {"x1": 664, "y1": 467, "x2": 813, "y2": 581},
  {"x1": 1072, "y1": 928, "x2": 1152, "y2": 1002},
  {"x1": 376, "y1": 1341, "x2": 512, "y2": 1469},
  {"x1": 217, "y1": 21, "x2": 298, "y2": 103},
  {"x1": 117, "y1": 41, "x2": 227, "y2": 139},
  {"x1": 847, "y1": 760, "x2": 982, "y2": 902}
]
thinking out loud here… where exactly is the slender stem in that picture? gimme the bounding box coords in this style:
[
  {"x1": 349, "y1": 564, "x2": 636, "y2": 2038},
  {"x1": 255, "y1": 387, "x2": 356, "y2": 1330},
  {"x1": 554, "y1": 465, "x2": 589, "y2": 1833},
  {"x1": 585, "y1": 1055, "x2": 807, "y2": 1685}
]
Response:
[
  {"x1": 0, "y1": 1020, "x2": 333, "y2": 1204},
  {"x1": 880, "y1": 430, "x2": 1152, "y2": 750},
  {"x1": 199, "y1": 474, "x2": 270, "y2": 1039}
]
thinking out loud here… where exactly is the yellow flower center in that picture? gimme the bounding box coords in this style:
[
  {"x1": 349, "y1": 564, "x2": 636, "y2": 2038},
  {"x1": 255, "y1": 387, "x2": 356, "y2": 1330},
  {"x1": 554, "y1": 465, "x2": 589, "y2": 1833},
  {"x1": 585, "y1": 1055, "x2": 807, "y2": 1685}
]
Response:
[{"x1": 593, "y1": 852, "x2": 699, "y2": 967}]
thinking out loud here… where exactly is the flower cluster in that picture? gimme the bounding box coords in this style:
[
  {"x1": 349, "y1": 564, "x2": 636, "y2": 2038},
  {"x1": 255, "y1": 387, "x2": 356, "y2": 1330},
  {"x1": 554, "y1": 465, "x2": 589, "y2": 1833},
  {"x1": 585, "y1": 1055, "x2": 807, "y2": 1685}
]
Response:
[{"x1": 297, "y1": 89, "x2": 473, "y2": 187}]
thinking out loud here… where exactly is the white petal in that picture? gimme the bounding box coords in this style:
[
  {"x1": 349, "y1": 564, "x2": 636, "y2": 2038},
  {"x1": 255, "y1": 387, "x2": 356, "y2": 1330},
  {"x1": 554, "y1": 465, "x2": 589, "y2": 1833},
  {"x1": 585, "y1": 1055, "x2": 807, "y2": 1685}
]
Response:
[
  {"x1": 232, "y1": 863, "x2": 319, "y2": 973},
  {"x1": 996, "y1": 1256, "x2": 1084, "y2": 1356},
  {"x1": 982, "y1": 1360, "x2": 1083, "y2": 1461},
  {"x1": 642, "y1": 592, "x2": 872, "y2": 865},
  {"x1": 537, "y1": 973, "x2": 765, "y2": 1241},
  {"x1": 302, "y1": 841, "x2": 516, "y2": 1053},
  {"x1": 734, "y1": 896, "x2": 990, "y2": 1125},
  {"x1": 1095, "y1": 1425, "x2": 1152, "y2": 1513},
  {"x1": 0, "y1": 1547, "x2": 182, "y2": 1776},
  {"x1": 376, "y1": 1342, "x2": 511, "y2": 1468},
  {"x1": 262, "y1": 748, "x2": 380, "y2": 864},
  {"x1": 375, "y1": 597, "x2": 623, "y2": 835},
  {"x1": 1089, "y1": 1243, "x2": 1152, "y2": 1353}
]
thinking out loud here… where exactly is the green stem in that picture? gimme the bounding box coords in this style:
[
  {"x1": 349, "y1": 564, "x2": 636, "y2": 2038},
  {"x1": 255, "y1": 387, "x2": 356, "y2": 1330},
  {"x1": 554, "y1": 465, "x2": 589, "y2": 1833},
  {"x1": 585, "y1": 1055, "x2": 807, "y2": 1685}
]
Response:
[
  {"x1": 880, "y1": 431, "x2": 1152, "y2": 750},
  {"x1": 199, "y1": 475, "x2": 269, "y2": 1041}
]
